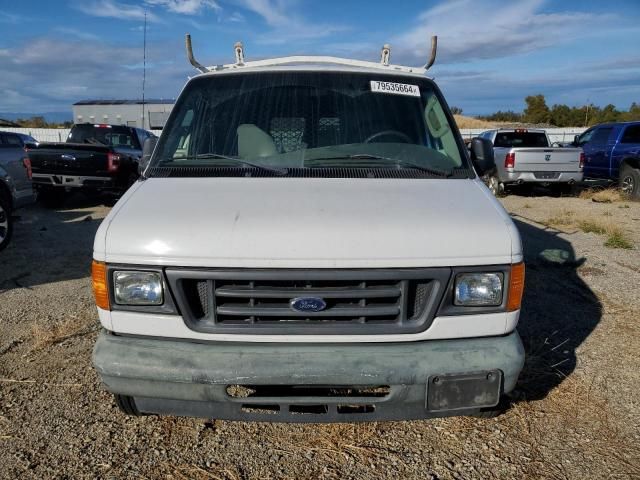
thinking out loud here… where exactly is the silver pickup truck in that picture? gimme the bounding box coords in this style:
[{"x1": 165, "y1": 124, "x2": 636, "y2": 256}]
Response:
[{"x1": 479, "y1": 129, "x2": 583, "y2": 195}]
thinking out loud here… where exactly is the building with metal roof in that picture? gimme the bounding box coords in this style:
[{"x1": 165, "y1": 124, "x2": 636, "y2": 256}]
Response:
[{"x1": 72, "y1": 99, "x2": 175, "y2": 130}]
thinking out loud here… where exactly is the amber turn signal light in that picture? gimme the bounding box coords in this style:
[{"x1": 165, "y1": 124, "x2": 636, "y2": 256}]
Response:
[
  {"x1": 507, "y1": 262, "x2": 525, "y2": 312},
  {"x1": 92, "y1": 260, "x2": 110, "y2": 310}
]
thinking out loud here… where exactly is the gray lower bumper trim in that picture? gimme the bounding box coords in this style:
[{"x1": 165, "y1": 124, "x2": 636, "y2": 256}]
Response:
[{"x1": 93, "y1": 331, "x2": 525, "y2": 422}]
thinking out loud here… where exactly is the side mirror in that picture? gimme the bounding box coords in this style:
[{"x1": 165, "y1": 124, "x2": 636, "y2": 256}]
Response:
[
  {"x1": 470, "y1": 137, "x2": 495, "y2": 176},
  {"x1": 573, "y1": 135, "x2": 580, "y2": 146},
  {"x1": 140, "y1": 136, "x2": 158, "y2": 175}
]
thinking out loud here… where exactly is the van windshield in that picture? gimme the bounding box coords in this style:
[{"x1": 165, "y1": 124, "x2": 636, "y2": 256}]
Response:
[{"x1": 150, "y1": 71, "x2": 469, "y2": 177}]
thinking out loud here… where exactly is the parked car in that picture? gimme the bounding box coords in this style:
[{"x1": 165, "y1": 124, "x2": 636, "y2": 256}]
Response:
[
  {"x1": 479, "y1": 128, "x2": 584, "y2": 195},
  {"x1": 573, "y1": 121, "x2": 640, "y2": 198},
  {"x1": 28, "y1": 123, "x2": 155, "y2": 206},
  {"x1": 91, "y1": 38, "x2": 526, "y2": 422},
  {"x1": 0, "y1": 131, "x2": 36, "y2": 251}
]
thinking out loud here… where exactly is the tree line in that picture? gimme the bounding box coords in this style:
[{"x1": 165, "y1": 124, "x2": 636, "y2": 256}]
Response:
[
  {"x1": 12, "y1": 116, "x2": 74, "y2": 128},
  {"x1": 478, "y1": 95, "x2": 640, "y2": 127}
]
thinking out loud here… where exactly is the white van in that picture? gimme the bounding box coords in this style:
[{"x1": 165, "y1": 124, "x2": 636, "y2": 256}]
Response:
[{"x1": 91, "y1": 39, "x2": 525, "y2": 422}]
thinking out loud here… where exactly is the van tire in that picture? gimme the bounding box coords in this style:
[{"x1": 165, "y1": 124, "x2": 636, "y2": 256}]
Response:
[
  {"x1": 619, "y1": 164, "x2": 640, "y2": 199},
  {"x1": 0, "y1": 195, "x2": 13, "y2": 252}
]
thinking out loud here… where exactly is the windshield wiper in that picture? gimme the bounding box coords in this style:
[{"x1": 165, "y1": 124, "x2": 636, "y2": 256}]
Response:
[
  {"x1": 160, "y1": 153, "x2": 288, "y2": 176},
  {"x1": 307, "y1": 154, "x2": 452, "y2": 177}
]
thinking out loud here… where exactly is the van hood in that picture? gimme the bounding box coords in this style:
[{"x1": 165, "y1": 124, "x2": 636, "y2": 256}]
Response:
[{"x1": 95, "y1": 177, "x2": 521, "y2": 268}]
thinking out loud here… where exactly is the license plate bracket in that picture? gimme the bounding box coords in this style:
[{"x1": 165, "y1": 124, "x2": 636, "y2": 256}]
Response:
[{"x1": 427, "y1": 370, "x2": 501, "y2": 412}]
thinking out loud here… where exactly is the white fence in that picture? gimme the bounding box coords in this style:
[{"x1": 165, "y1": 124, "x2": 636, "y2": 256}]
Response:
[
  {"x1": 5, "y1": 127, "x2": 588, "y2": 146},
  {"x1": 3, "y1": 128, "x2": 71, "y2": 142},
  {"x1": 459, "y1": 128, "x2": 587, "y2": 145},
  {"x1": 1, "y1": 127, "x2": 163, "y2": 143}
]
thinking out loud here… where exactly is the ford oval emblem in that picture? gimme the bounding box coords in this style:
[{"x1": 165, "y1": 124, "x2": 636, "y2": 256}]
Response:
[{"x1": 290, "y1": 297, "x2": 327, "y2": 313}]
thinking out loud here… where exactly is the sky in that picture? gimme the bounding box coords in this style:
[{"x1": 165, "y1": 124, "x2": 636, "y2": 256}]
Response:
[{"x1": 0, "y1": 0, "x2": 639, "y2": 117}]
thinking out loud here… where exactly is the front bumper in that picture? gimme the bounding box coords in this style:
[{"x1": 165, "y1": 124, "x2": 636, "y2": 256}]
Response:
[
  {"x1": 500, "y1": 170, "x2": 584, "y2": 184},
  {"x1": 32, "y1": 173, "x2": 114, "y2": 189},
  {"x1": 93, "y1": 330, "x2": 525, "y2": 422}
]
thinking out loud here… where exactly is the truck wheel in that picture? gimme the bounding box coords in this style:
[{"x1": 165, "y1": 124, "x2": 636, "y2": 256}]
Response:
[
  {"x1": 0, "y1": 195, "x2": 13, "y2": 252},
  {"x1": 114, "y1": 394, "x2": 142, "y2": 416},
  {"x1": 619, "y1": 164, "x2": 640, "y2": 198},
  {"x1": 485, "y1": 174, "x2": 504, "y2": 196},
  {"x1": 39, "y1": 188, "x2": 67, "y2": 208}
]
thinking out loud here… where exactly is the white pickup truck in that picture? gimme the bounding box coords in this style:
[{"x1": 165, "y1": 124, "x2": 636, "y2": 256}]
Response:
[
  {"x1": 479, "y1": 128, "x2": 584, "y2": 195},
  {"x1": 91, "y1": 37, "x2": 525, "y2": 422}
]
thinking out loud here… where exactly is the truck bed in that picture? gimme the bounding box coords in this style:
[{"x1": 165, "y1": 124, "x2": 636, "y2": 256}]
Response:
[
  {"x1": 495, "y1": 147, "x2": 583, "y2": 173},
  {"x1": 29, "y1": 142, "x2": 113, "y2": 177}
]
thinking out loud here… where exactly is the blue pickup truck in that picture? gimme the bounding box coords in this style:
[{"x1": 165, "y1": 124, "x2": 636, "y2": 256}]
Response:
[{"x1": 574, "y1": 121, "x2": 640, "y2": 198}]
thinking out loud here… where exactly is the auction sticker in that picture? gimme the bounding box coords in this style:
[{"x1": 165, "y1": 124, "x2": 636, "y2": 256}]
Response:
[{"x1": 370, "y1": 80, "x2": 420, "y2": 97}]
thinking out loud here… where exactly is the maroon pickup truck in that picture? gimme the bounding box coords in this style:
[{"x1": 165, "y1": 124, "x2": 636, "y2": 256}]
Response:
[{"x1": 28, "y1": 123, "x2": 156, "y2": 206}]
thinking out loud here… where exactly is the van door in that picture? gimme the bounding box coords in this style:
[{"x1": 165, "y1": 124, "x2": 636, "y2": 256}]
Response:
[{"x1": 582, "y1": 126, "x2": 614, "y2": 178}]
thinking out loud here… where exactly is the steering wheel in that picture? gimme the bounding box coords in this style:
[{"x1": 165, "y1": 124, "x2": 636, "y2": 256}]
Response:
[{"x1": 364, "y1": 130, "x2": 412, "y2": 144}]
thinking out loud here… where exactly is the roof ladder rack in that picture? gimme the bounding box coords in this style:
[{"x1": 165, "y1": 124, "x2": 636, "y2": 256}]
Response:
[{"x1": 185, "y1": 34, "x2": 438, "y2": 75}]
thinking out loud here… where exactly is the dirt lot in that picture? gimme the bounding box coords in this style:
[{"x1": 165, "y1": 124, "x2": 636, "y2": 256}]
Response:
[{"x1": 1, "y1": 190, "x2": 639, "y2": 479}]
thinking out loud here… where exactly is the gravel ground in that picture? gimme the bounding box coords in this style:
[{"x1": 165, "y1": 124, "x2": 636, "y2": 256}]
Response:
[{"x1": 1, "y1": 190, "x2": 639, "y2": 480}]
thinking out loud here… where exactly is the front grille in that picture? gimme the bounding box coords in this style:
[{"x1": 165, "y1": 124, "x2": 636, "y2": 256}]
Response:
[{"x1": 166, "y1": 269, "x2": 450, "y2": 335}]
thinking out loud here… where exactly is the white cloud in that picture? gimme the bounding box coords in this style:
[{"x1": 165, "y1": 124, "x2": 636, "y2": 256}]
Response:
[
  {"x1": 237, "y1": 0, "x2": 289, "y2": 27},
  {"x1": 144, "y1": 0, "x2": 220, "y2": 15},
  {"x1": 75, "y1": 0, "x2": 159, "y2": 22},
  {"x1": 394, "y1": 0, "x2": 613, "y2": 65},
  {"x1": 54, "y1": 27, "x2": 102, "y2": 41},
  {"x1": 0, "y1": 11, "x2": 23, "y2": 23},
  {"x1": 235, "y1": 0, "x2": 348, "y2": 44},
  {"x1": 0, "y1": 37, "x2": 190, "y2": 112},
  {"x1": 227, "y1": 11, "x2": 245, "y2": 22}
]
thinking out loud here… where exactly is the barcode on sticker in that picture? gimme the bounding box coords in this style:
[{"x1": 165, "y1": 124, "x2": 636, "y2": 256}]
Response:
[{"x1": 370, "y1": 80, "x2": 420, "y2": 97}]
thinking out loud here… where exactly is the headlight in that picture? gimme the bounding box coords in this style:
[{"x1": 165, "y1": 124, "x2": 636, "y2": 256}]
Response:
[
  {"x1": 454, "y1": 273, "x2": 503, "y2": 306},
  {"x1": 113, "y1": 271, "x2": 163, "y2": 306}
]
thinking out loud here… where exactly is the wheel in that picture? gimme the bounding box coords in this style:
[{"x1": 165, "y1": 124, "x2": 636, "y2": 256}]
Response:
[
  {"x1": 0, "y1": 194, "x2": 13, "y2": 252},
  {"x1": 619, "y1": 164, "x2": 640, "y2": 199},
  {"x1": 38, "y1": 188, "x2": 67, "y2": 208},
  {"x1": 114, "y1": 394, "x2": 142, "y2": 416},
  {"x1": 485, "y1": 174, "x2": 504, "y2": 196}
]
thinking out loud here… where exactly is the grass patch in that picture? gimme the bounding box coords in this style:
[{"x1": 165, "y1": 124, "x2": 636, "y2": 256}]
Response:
[
  {"x1": 579, "y1": 187, "x2": 625, "y2": 203},
  {"x1": 31, "y1": 316, "x2": 91, "y2": 350},
  {"x1": 576, "y1": 220, "x2": 634, "y2": 249},
  {"x1": 604, "y1": 230, "x2": 634, "y2": 249},
  {"x1": 543, "y1": 215, "x2": 635, "y2": 249},
  {"x1": 578, "y1": 220, "x2": 607, "y2": 234},
  {"x1": 545, "y1": 209, "x2": 575, "y2": 227}
]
